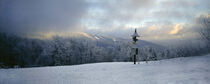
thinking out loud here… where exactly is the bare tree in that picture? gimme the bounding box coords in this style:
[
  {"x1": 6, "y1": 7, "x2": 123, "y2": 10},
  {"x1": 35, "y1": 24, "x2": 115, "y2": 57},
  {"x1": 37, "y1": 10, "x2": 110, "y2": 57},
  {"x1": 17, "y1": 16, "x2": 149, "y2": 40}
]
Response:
[{"x1": 200, "y1": 16, "x2": 210, "y2": 48}]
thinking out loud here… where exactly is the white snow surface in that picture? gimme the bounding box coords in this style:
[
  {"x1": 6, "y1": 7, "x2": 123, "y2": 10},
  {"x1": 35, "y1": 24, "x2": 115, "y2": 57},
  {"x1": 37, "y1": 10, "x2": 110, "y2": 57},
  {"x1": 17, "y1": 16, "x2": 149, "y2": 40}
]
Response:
[{"x1": 1, "y1": 55, "x2": 210, "y2": 84}]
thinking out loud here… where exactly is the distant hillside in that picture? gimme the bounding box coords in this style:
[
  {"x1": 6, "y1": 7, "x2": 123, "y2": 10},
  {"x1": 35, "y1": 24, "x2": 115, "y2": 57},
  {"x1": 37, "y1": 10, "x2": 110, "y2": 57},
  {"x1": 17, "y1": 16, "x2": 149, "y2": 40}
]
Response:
[{"x1": 86, "y1": 33, "x2": 164, "y2": 48}]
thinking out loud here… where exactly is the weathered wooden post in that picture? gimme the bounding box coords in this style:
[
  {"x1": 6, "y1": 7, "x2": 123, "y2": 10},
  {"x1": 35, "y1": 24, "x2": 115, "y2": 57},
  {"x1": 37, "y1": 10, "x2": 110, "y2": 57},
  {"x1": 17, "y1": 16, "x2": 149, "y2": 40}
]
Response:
[{"x1": 131, "y1": 29, "x2": 139, "y2": 64}]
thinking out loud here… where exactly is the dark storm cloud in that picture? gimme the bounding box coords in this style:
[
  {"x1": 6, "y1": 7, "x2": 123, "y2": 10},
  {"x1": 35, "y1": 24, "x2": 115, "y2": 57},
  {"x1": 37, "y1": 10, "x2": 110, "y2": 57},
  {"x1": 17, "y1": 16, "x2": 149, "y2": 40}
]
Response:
[{"x1": 0, "y1": 0, "x2": 88, "y2": 33}]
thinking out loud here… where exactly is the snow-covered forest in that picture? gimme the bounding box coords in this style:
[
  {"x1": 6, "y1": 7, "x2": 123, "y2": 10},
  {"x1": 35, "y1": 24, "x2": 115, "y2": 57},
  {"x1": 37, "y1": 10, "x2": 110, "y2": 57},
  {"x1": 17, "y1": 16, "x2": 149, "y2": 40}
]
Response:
[{"x1": 0, "y1": 31, "x2": 209, "y2": 68}]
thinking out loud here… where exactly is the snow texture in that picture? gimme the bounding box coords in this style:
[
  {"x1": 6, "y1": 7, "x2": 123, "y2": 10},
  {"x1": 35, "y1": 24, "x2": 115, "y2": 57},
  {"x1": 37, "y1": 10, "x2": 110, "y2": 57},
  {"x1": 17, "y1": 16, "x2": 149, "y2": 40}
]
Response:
[{"x1": 1, "y1": 54, "x2": 210, "y2": 84}]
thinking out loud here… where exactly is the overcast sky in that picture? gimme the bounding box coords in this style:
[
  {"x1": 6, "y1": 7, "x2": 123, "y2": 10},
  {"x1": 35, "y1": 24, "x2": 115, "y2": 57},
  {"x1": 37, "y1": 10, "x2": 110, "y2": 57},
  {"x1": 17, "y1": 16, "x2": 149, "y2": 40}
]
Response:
[{"x1": 0, "y1": 0, "x2": 209, "y2": 41}]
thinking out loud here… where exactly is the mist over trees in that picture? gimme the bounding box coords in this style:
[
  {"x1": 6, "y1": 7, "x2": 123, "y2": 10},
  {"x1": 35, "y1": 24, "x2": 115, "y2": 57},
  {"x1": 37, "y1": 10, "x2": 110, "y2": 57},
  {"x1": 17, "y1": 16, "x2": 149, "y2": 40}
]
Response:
[{"x1": 0, "y1": 31, "x2": 209, "y2": 68}]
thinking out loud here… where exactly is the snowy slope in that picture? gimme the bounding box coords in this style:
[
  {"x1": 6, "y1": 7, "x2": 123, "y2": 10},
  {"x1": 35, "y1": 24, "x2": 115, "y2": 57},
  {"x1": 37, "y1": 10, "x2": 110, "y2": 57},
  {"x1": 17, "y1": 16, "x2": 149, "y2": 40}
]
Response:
[{"x1": 0, "y1": 55, "x2": 210, "y2": 84}]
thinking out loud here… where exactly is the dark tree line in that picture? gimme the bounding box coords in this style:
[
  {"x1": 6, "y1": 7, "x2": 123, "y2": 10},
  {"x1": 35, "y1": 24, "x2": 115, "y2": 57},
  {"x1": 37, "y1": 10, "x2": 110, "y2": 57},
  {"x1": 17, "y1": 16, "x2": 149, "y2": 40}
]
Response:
[{"x1": 0, "y1": 33, "x2": 131, "y2": 68}]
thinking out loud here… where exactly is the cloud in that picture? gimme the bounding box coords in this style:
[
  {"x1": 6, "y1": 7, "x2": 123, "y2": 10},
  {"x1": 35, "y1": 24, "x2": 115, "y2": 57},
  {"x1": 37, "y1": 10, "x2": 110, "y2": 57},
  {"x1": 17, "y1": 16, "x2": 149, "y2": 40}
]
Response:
[
  {"x1": 83, "y1": 0, "x2": 209, "y2": 32},
  {"x1": 0, "y1": 0, "x2": 209, "y2": 41},
  {"x1": 147, "y1": 25, "x2": 158, "y2": 32},
  {"x1": 83, "y1": 0, "x2": 156, "y2": 29},
  {"x1": 0, "y1": 0, "x2": 88, "y2": 34},
  {"x1": 150, "y1": 0, "x2": 209, "y2": 23},
  {"x1": 169, "y1": 24, "x2": 183, "y2": 35}
]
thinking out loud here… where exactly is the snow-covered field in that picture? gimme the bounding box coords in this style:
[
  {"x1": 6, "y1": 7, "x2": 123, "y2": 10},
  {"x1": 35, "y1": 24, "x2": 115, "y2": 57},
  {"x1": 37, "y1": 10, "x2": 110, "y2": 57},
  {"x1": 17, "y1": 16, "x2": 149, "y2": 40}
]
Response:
[{"x1": 1, "y1": 55, "x2": 210, "y2": 84}]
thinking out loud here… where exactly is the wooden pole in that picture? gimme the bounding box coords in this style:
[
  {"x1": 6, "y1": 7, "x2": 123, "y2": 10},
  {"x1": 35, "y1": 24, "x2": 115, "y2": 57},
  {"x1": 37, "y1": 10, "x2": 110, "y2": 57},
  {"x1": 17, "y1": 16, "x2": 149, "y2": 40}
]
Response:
[{"x1": 134, "y1": 54, "x2": 136, "y2": 64}]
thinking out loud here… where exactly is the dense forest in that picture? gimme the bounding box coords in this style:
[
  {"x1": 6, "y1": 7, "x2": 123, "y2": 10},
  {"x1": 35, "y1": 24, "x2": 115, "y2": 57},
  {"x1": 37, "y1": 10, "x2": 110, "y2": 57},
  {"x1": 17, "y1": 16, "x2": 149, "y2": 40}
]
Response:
[{"x1": 0, "y1": 31, "x2": 209, "y2": 68}]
